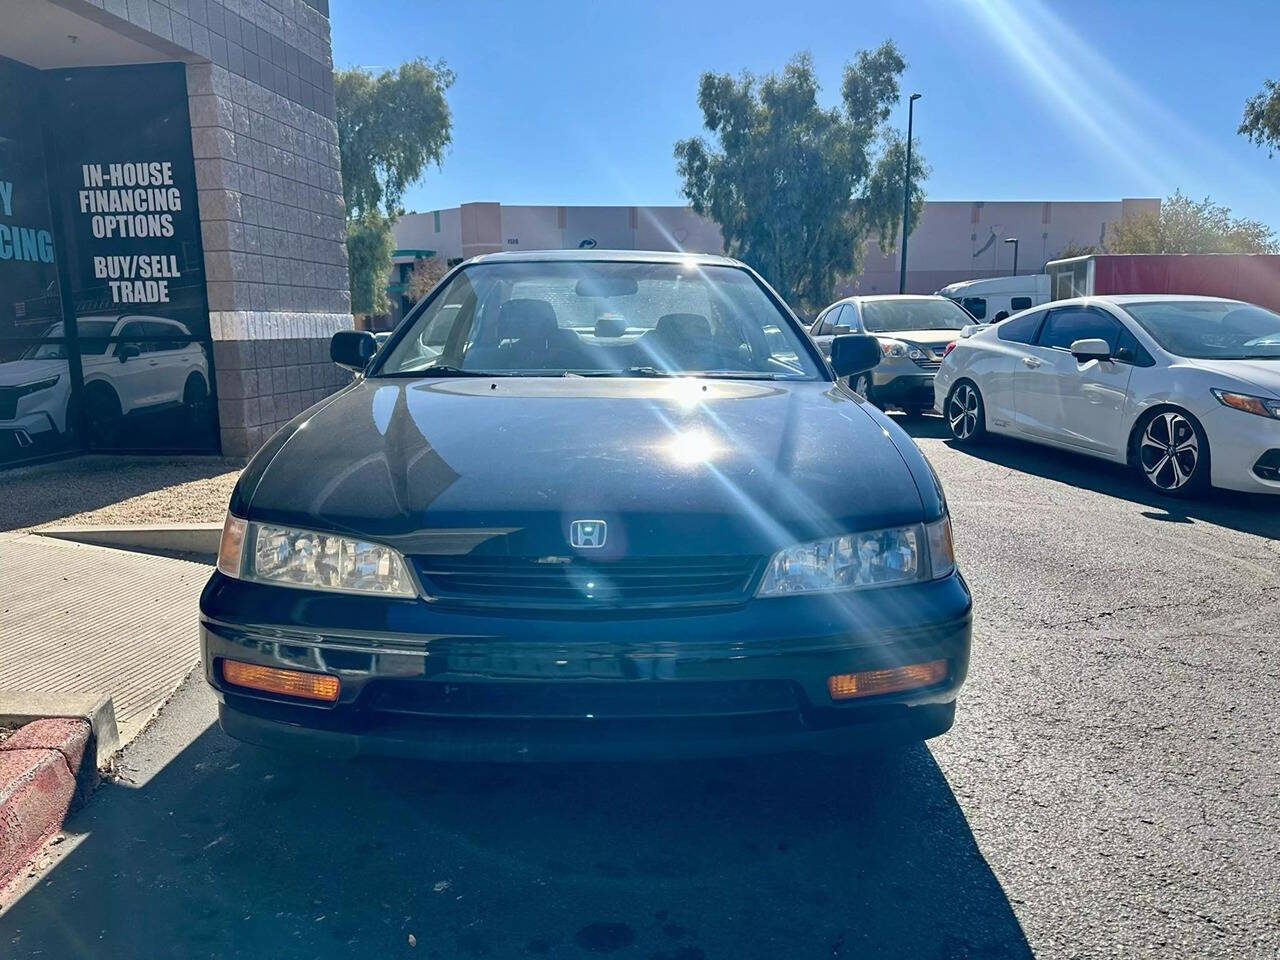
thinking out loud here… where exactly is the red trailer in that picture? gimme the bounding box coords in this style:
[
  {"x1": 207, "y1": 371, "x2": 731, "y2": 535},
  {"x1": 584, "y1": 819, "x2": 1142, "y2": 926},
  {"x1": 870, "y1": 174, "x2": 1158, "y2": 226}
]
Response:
[{"x1": 1045, "y1": 254, "x2": 1280, "y2": 313}]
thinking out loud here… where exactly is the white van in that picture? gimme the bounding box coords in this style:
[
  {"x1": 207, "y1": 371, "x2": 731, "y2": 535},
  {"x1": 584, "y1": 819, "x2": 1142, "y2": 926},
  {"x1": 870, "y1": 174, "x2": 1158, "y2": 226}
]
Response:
[{"x1": 936, "y1": 274, "x2": 1050, "y2": 323}]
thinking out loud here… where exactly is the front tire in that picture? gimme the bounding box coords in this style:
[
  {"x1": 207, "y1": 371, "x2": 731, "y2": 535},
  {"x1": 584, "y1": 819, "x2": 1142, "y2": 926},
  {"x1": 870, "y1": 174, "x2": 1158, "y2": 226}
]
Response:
[
  {"x1": 1133, "y1": 409, "x2": 1210, "y2": 498},
  {"x1": 84, "y1": 385, "x2": 123, "y2": 447},
  {"x1": 945, "y1": 381, "x2": 986, "y2": 444},
  {"x1": 850, "y1": 373, "x2": 876, "y2": 406},
  {"x1": 183, "y1": 373, "x2": 211, "y2": 428}
]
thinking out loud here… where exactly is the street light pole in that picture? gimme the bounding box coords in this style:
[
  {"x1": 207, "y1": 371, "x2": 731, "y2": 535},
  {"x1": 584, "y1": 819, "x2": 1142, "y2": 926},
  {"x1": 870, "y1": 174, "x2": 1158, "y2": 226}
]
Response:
[
  {"x1": 1004, "y1": 237, "x2": 1019, "y2": 276},
  {"x1": 898, "y1": 93, "x2": 921, "y2": 295}
]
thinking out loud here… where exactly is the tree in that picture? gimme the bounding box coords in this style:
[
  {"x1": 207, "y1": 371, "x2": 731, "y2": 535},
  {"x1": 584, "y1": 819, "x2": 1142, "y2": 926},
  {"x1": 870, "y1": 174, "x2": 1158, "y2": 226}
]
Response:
[
  {"x1": 406, "y1": 255, "x2": 448, "y2": 302},
  {"x1": 1056, "y1": 240, "x2": 1102, "y2": 259},
  {"x1": 859, "y1": 130, "x2": 932, "y2": 254},
  {"x1": 335, "y1": 59, "x2": 454, "y2": 218},
  {"x1": 345, "y1": 212, "x2": 395, "y2": 315},
  {"x1": 1108, "y1": 191, "x2": 1278, "y2": 255},
  {"x1": 1240, "y1": 78, "x2": 1280, "y2": 156},
  {"x1": 335, "y1": 59, "x2": 453, "y2": 316},
  {"x1": 674, "y1": 45, "x2": 927, "y2": 311}
]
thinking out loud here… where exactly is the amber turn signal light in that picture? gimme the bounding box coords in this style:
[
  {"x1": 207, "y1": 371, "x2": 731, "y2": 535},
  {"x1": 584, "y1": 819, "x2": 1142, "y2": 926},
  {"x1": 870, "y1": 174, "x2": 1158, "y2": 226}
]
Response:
[
  {"x1": 828, "y1": 659, "x2": 947, "y2": 701},
  {"x1": 216, "y1": 512, "x2": 247, "y2": 578},
  {"x1": 221, "y1": 659, "x2": 340, "y2": 702}
]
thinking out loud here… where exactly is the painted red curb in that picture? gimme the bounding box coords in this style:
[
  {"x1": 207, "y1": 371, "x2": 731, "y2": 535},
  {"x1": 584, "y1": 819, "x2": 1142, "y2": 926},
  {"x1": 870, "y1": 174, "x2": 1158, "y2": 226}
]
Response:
[{"x1": 0, "y1": 719, "x2": 91, "y2": 894}]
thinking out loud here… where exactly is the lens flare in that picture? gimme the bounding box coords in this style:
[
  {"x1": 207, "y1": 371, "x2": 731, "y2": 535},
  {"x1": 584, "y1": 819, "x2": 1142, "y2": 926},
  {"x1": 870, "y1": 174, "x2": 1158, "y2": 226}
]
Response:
[
  {"x1": 663, "y1": 429, "x2": 719, "y2": 465},
  {"x1": 953, "y1": 0, "x2": 1275, "y2": 199}
]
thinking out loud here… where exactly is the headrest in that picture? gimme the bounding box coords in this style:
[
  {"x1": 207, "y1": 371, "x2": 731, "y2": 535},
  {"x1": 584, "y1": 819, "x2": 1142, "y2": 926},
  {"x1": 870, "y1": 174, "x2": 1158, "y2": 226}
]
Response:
[
  {"x1": 594, "y1": 314, "x2": 627, "y2": 338},
  {"x1": 497, "y1": 299, "x2": 558, "y2": 341},
  {"x1": 655, "y1": 313, "x2": 711, "y2": 340}
]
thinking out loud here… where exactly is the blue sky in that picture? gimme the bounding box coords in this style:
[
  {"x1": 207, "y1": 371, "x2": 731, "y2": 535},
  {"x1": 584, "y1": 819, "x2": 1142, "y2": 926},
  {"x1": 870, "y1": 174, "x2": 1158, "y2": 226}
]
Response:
[{"x1": 331, "y1": 0, "x2": 1280, "y2": 229}]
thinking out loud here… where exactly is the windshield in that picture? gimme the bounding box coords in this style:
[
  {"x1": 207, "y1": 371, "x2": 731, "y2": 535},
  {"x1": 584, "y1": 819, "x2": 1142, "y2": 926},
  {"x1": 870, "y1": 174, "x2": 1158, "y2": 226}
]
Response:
[
  {"x1": 19, "y1": 319, "x2": 118, "y2": 359},
  {"x1": 860, "y1": 298, "x2": 971, "y2": 333},
  {"x1": 1121, "y1": 300, "x2": 1280, "y2": 360},
  {"x1": 375, "y1": 261, "x2": 823, "y2": 380}
]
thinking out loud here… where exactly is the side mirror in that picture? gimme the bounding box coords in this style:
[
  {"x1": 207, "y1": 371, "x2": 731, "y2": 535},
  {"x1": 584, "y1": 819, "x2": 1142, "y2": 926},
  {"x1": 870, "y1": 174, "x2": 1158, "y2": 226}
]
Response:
[
  {"x1": 831, "y1": 324, "x2": 853, "y2": 336},
  {"x1": 830, "y1": 334, "x2": 881, "y2": 378},
  {"x1": 1069, "y1": 338, "x2": 1111, "y2": 362},
  {"x1": 331, "y1": 330, "x2": 379, "y2": 372},
  {"x1": 118, "y1": 343, "x2": 141, "y2": 362}
]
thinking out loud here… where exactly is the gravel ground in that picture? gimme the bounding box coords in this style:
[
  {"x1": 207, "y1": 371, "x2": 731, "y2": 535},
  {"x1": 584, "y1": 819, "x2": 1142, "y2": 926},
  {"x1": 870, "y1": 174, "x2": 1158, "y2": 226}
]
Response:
[
  {"x1": 1, "y1": 416, "x2": 1277, "y2": 958},
  {"x1": 0, "y1": 455, "x2": 242, "y2": 532}
]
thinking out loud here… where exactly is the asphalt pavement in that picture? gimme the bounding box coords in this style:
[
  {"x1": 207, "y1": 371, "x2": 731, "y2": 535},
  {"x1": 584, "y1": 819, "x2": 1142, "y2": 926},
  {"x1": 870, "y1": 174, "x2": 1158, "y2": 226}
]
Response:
[{"x1": 2, "y1": 417, "x2": 1277, "y2": 959}]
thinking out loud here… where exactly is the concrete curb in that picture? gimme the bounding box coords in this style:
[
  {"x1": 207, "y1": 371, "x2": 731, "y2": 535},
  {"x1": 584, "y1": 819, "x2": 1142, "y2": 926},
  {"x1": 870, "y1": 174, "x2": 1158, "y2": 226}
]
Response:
[
  {"x1": 0, "y1": 719, "x2": 91, "y2": 898},
  {"x1": 0, "y1": 692, "x2": 120, "y2": 772},
  {"x1": 33, "y1": 522, "x2": 222, "y2": 559}
]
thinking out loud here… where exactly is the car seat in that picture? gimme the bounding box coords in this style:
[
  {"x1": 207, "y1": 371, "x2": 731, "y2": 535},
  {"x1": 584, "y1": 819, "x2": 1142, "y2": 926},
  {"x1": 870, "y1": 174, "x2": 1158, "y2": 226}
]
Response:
[
  {"x1": 636, "y1": 313, "x2": 718, "y2": 371},
  {"x1": 466, "y1": 299, "x2": 583, "y2": 371}
]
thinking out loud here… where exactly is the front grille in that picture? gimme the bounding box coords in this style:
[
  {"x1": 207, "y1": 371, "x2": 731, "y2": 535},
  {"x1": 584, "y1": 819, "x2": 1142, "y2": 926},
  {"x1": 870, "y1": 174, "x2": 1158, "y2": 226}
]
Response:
[
  {"x1": 412, "y1": 555, "x2": 762, "y2": 609},
  {"x1": 367, "y1": 679, "x2": 799, "y2": 719},
  {"x1": 0, "y1": 388, "x2": 21, "y2": 420},
  {"x1": 911, "y1": 355, "x2": 941, "y2": 372}
]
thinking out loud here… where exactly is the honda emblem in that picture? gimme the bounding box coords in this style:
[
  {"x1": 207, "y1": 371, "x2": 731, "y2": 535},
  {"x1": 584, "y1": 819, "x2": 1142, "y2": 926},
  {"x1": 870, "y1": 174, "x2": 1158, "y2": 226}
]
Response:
[{"x1": 569, "y1": 519, "x2": 607, "y2": 549}]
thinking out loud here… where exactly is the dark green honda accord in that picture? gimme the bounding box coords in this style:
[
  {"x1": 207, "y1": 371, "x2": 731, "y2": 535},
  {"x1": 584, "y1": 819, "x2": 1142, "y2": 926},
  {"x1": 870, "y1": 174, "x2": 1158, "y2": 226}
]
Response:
[{"x1": 200, "y1": 250, "x2": 972, "y2": 761}]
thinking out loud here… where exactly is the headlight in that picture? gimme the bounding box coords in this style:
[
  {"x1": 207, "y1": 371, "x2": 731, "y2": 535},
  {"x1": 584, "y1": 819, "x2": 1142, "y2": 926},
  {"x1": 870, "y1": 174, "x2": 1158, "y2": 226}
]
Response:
[
  {"x1": 756, "y1": 516, "x2": 955, "y2": 597},
  {"x1": 215, "y1": 513, "x2": 415, "y2": 597},
  {"x1": 879, "y1": 340, "x2": 925, "y2": 361},
  {"x1": 13, "y1": 376, "x2": 60, "y2": 397},
  {"x1": 880, "y1": 339, "x2": 908, "y2": 358},
  {"x1": 1212, "y1": 388, "x2": 1280, "y2": 420}
]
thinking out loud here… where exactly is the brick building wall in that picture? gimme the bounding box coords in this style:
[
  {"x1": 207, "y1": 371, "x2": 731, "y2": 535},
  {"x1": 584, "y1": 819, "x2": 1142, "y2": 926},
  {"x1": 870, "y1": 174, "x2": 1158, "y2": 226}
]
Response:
[{"x1": 73, "y1": 0, "x2": 353, "y2": 456}]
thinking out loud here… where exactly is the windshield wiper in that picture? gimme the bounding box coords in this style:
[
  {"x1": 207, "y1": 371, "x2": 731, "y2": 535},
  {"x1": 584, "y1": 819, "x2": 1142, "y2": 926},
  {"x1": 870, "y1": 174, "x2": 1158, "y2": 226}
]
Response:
[
  {"x1": 375, "y1": 365, "x2": 496, "y2": 378},
  {"x1": 1200, "y1": 355, "x2": 1280, "y2": 361},
  {"x1": 694, "y1": 370, "x2": 804, "y2": 380},
  {"x1": 573, "y1": 366, "x2": 675, "y2": 378}
]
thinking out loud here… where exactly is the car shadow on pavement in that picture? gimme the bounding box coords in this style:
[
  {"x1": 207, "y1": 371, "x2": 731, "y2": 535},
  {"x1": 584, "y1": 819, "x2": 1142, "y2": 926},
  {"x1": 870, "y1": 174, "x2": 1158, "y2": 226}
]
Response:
[
  {"x1": 895, "y1": 414, "x2": 1280, "y2": 541},
  {"x1": 893, "y1": 413, "x2": 952, "y2": 441},
  {"x1": 0, "y1": 709, "x2": 1032, "y2": 959}
]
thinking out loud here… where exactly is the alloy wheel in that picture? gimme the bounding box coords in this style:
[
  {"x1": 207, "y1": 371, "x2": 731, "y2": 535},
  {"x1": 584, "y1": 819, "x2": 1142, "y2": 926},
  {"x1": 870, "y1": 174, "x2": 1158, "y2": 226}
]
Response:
[
  {"x1": 948, "y1": 385, "x2": 979, "y2": 440},
  {"x1": 1139, "y1": 411, "x2": 1199, "y2": 491},
  {"x1": 852, "y1": 374, "x2": 871, "y2": 400}
]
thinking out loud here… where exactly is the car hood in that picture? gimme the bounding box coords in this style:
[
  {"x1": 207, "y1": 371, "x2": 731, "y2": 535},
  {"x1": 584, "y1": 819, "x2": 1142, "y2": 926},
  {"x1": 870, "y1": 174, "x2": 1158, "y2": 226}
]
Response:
[
  {"x1": 0, "y1": 358, "x2": 65, "y2": 388},
  {"x1": 871, "y1": 329, "x2": 964, "y2": 348},
  {"x1": 1187, "y1": 358, "x2": 1280, "y2": 398},
  {"x1": 243, "y1": 377, "x2": 930, "y2": 558}
]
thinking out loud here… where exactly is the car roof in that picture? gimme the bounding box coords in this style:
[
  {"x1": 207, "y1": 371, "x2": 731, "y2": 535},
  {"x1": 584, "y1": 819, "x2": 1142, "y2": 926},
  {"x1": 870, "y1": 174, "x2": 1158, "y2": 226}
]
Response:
[
  {"x1": 1091, "y1": 294, "x2": 1248, "y2": 305},
  {"x1": 467, "y1": 248, "x2": 743, "y2": 267},
  {"x1": 77, "y1": 313, "x2": 184, "y2": 322},
  {"x1": 847, "y1": 294, "x2": 949, "y2": 302},
  {"x1": 828, "y1": 294, "x2": 953, "y2": 307},
  {"x1": 1025, "y1": 294, "x2": 1248, "y2": 311}
]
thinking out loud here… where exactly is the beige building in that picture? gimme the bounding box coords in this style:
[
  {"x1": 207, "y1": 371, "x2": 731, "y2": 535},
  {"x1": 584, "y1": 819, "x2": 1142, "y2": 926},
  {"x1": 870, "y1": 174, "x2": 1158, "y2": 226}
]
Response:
[{"x1": 388, "y1": 197, "x2": 1159, "y2": 320}]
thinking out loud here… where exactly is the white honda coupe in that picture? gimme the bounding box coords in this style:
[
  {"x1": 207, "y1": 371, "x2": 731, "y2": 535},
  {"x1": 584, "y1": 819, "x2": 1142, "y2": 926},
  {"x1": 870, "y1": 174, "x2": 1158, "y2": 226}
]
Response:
[{"x1": 934, "y1": 296, "x2": 1280, "y2": 497}]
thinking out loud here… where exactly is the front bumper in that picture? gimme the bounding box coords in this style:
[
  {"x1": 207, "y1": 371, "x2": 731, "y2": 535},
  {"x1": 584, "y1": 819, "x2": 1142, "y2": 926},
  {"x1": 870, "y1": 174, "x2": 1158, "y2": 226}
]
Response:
[
  {"x1": 200, "y1": 571, "x2": 973, "y2": 762},
  {"x1": 1201, "y1": 403, "x2": 1280, "y2": 495},
  {"x1": 0, "y1": 408, "x2": 61, "y2": 438},
  {"x1": 870, "y1": 371, "x2": 937, "y2": 408}
]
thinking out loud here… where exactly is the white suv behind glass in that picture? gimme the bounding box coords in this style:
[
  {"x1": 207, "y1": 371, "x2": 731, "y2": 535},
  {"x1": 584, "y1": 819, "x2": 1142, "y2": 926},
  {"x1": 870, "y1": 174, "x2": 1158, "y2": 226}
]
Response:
[{"x1": 0, "y1": 314, "x2": 210, "y2": 448}]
